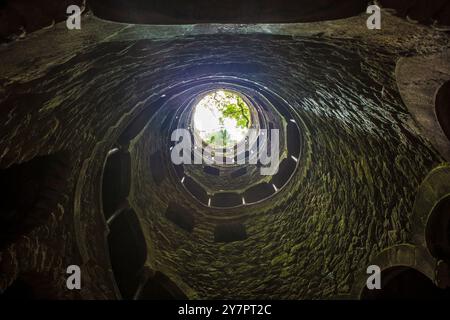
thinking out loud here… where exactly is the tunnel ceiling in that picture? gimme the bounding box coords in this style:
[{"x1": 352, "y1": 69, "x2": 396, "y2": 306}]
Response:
[
  {"x1": 2, "y1": 1, "x2": 450, "y2": 43},
  {"x1": 88, "y1": 0, "x2": 368, "y2": 24}
]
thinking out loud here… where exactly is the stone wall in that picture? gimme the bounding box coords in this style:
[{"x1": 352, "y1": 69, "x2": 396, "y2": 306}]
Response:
[
  {"x1": 126, "y1": 34, "x2": 443, "y2": 299},
  {"x1": 0, "y1": 11, "x2": 449, "y2": 299}
]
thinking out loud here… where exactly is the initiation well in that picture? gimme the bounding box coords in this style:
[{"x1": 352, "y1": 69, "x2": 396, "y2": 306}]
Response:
[{"x1": 1, "y1": 1, "x2": 450, "y2": 300}]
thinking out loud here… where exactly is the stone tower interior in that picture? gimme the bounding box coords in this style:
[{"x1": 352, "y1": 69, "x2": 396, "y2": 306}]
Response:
[{"x1": 1, "y1": 0, "x2": 450, "y2": 302}]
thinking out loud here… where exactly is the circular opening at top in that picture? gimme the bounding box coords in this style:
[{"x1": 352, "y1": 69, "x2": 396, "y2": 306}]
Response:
[{"x1": 193, "y1": 90, "x2": 252, "y2": 149}]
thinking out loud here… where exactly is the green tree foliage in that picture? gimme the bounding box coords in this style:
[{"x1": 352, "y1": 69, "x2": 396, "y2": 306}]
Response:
[
  {"x1": 202, "y1": 91, "x2": 251, "y2": 148},
  {"x1": 219, "y1": 93, "x2": 251, "y2": 129}
]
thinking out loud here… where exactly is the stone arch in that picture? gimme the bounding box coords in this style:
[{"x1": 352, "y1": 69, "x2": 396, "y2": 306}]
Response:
[
  {"x1": 435, "y1": 80, "x2": 450, "y2": 142},
  {"x1": 396, "y1": 52, "x2": 450, "y2": 160},
  {"x1": 360, "y1": 266, "x2": 450, "y2": 300},
  {"x1": 426, "y1": 195, "x2": 450, "y2": 261},
  {"x1": 411, "y1": 163, "x2": 450, "y2": 255},
  {"x1": 350, "y1": 244, "x2": 438, "y2": 299},
  {"x1": 107, "y1": 208, "x2": 147, "y2": 299},
  {"x1": 101, "y1": 148, "x2": 131, "y2": 221},
  {"x1": 211, "y1": 192, "x2": 242, "y2": 208}
]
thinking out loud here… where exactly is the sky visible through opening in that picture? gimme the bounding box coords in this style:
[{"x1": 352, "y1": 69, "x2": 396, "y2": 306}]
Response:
[{"x1": 193, "y1": 90, "x2": 251, "y2": 148}]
